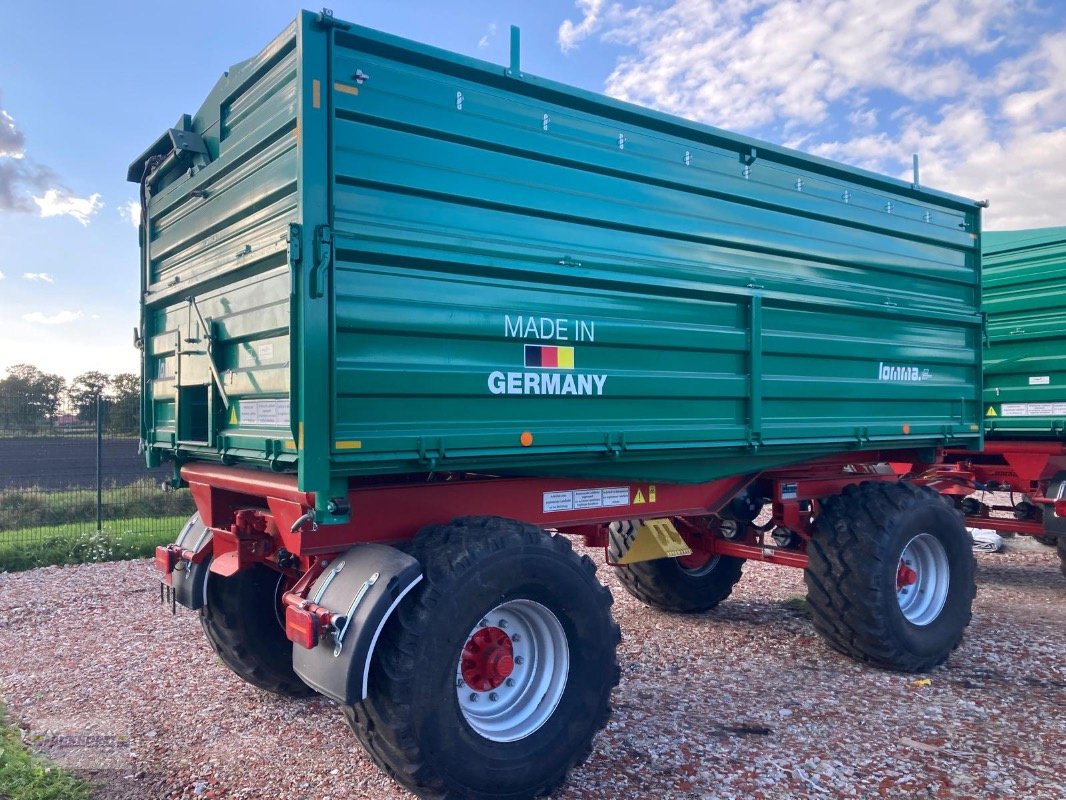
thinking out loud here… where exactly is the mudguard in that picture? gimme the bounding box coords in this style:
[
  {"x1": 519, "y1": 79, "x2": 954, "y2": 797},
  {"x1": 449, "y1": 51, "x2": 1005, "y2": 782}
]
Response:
[
  {"x1": 292, "y1": 544, "x2": 422, "y2": 704},
  {"x1": 1044, "y1": 472, "x2": 1066, "y2": 537},
  {"x1": 170, "y1": 513, "x2": 213, "y2": 610}
]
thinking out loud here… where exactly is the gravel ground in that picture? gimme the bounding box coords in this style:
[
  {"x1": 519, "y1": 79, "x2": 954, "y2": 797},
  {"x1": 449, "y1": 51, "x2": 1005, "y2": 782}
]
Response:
[{"x1": 0, "y1": 538, "x2": 1062, "y2": 800}]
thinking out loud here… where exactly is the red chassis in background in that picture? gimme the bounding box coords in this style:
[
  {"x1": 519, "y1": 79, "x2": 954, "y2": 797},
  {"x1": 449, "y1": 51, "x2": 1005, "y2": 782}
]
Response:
[{"x1": 915, "y1": 440, "x2": 1066, "y2": 542}]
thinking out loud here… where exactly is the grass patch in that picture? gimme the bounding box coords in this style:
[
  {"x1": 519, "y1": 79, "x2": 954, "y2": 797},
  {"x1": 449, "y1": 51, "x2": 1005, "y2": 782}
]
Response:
[
  {"x1": 0, "y1": 516, "x2": 188, "y2": 572},
  {"x1": 0, "y1": 703, "x2": 92, "y2": 800},
  {"x1": 0, "y1": 479, "x2": 195, "y2": 531}
]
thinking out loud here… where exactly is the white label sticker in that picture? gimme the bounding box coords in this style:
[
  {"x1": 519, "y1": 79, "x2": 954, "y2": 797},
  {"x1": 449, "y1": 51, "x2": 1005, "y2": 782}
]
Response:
[
  {"x1": 238, "y1": 398, "x2": 291, "y2": 427},
  {"x1": 257, "y1": 343, "x2": 274, "y2": 361},
  {"x1": 1000, "y1": 402, "x2": 1066, "y2": 417},
  {"x1": 542, "y1": 491, "x2": 574, "y2": 513},
  {"x1": 573, "y1": 489, "x2": 603, "y2": 509},
  {"x1": 1029, "y1": 376, "x2": 1050, "y2": 385},
  {"x1": 543, "y1": 486, "x2": 631, "y2": 513}
]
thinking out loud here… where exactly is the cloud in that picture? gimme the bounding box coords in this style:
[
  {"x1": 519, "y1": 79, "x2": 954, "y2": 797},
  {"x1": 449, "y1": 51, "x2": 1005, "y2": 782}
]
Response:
[
  {"x1": 559, "y1": 0, "x2": 609, "y2": 52},
  {"x1": 1, "y1": 92, "x2": 103, "y2": 224},
  {"x1": 22, "y1": 310, "x2": 84, "y2": 325},
  {"x1": 0, "y1": 156, "x2": 57, "y2": 212},
  {"x1": 478, "y1": 22, "x2": 498, "y2": 49},
  {"x1": 0, "y1": 270, "x2": 4, "y2": 280},
  {"x1": 33, "y1": 189, "x2": 103, "y2": 226},
  {"x1": 561, "y1": 0, "x2": 1066, "y2": 229},
  {"x1": 22, "y1": 272, "x2": 54, "y2": 283},
  {"x1": 119, "y1": 199, "x2": 140, "y2": 228},
  {"x1": 0, "y1": 98, "x2": 24, "y2": 158}
]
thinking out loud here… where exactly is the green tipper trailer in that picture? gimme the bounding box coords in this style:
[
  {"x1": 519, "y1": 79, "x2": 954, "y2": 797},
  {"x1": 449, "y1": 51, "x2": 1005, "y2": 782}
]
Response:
[
  {"x1": 135, "y1": 11, "x2": 984, "y2": 799},
  {"x1": 982, "y1": 226, "x2": 1066, "y2": 436},
  {"x1": 926, "y1": 227, "x2": 1066, "y2": 575}
]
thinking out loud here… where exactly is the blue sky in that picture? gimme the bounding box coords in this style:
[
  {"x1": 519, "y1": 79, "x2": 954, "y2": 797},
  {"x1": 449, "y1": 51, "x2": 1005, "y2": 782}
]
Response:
[{"x1": 1, "y1": 0, "x2": 1064, "y2": 380}]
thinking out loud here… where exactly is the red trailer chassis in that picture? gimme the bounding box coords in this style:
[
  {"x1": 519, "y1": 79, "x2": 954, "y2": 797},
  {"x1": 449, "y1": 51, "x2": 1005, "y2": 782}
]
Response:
[
  {"x1": 915, "y1": 440, "x2": 1066, "y2": 538},
  {"x1": 158, "y1": 449, "x2": 928, "y2": 593}
]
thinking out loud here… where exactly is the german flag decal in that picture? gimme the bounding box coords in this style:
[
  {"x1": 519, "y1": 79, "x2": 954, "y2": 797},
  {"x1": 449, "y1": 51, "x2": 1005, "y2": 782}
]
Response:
[{"x1": 525, "y1": 344, "x2": 575, "y2": 369}]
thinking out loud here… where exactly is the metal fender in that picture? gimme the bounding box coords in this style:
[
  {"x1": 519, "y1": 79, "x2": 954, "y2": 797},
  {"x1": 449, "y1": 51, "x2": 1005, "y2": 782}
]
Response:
[
  {"x1": 292, "y1": 544, "x2": 422, "y2": 704},
  {"x1": 169, "y1": 513, "x2": 213, "y2": 611},
  {"x1": 1044, "y1": 471, "x2": 1066, "y2": 537}
]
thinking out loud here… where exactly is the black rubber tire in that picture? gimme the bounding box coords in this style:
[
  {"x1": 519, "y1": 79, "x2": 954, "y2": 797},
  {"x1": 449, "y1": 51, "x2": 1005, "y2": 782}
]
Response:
[
  {"x1": 608, "y1": 522, "x2": 744, "y2": 613},
  {"x1": 343, "y1": 516, "x2": 621, "y2": 800},
  {"x1": 1057, "y1": 535, "x2": 1066, "y2": 579},
  {"x1": 200, "y1": 565, "x2": 314, "y2": 698},
  {"x1": 1034, "y1": 534, "x2": 1059, "y2": 548},
  {"x1": 805, "y1": 481, "x2": 976, "y2": 673}
]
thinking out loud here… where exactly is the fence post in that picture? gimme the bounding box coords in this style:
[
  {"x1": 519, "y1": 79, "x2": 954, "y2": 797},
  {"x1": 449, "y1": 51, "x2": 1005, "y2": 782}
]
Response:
[{"x1": 96, "y1": 392, "x2": 103, "y2": 531}]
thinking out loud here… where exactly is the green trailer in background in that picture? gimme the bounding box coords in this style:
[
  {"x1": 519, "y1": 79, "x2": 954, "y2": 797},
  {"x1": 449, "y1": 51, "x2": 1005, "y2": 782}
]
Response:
[
  {"x1": 134, "y1": 11, "x2": 984, "y2": 799},
  {"x1": 926, "y1": 227, "x2": 1066, "y2": 575}
]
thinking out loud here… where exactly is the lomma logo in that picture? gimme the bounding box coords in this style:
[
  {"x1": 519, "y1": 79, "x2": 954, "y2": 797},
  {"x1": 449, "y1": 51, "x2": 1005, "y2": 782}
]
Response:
[{"x1": 878, "y1": 362, "x2": 931, "y2": 382}]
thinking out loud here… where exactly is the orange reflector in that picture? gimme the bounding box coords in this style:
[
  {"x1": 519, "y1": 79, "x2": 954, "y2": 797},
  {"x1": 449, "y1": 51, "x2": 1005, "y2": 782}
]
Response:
[
  {"x1": 902, "y1": 423, "x2": 911, "y2": 435},
  {"x1": 154, "y1": 545, "x2": 175, "y2": 575},
  {"x1": 520, "y1": 431, "x2": 534, "y2": 447},
  {"x1": 285, "y1": 606, "x2": 319, "y2": 649}
]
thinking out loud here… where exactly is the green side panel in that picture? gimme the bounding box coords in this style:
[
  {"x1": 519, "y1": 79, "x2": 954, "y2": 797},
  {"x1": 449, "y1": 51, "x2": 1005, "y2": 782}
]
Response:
[
  {"x1": 982, "y1": 226, "x2": 1066, "y2": 439},
  {"x1": 322, "y1": 19, "x2": 982, "y2": 483},
  {"x1": 138, "y1": 22, "x2": 299, "y2": 467},
  {"x1": 133, "y1": 13, "x2": 984, "y2": 494}
]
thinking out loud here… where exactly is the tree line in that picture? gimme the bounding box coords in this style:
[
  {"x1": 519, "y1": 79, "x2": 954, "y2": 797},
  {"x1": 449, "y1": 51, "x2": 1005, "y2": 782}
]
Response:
[{"x1": 0, "y1": 364, "x2": 140, "y2": 435}]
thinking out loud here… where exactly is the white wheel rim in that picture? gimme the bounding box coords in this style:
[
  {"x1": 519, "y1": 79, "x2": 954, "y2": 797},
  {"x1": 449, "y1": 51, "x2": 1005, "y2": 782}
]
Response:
[
  {"x1": 896, "y1": 533, "x2": 950, "y2": 626},
  {"x1": 455, "y1": 599, "x2": 569, "y2": 742}
]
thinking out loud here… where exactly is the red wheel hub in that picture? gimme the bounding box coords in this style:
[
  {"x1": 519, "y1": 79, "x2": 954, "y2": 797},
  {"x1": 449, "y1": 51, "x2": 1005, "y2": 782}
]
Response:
[
  {"x1": 896, "y1": 563, "x2": 918, "y2": 590},
  {"x1": 676, "y1": 549, "x2": 714, "y2": 570},
  {"x1": 460, "y1": 627, "x2": 515, "y2": 692}
]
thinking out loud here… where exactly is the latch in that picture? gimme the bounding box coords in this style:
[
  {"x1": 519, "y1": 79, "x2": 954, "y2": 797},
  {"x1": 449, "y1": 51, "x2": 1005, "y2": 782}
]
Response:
[{"x1": 310, "y1": 224, "x2": 332, "y2": 299}]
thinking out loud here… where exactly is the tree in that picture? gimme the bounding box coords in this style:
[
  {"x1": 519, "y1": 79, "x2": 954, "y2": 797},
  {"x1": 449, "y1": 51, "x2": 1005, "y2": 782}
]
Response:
[
  {"x1": 0, "y1": 364, "x2": 66, "y2": 432},
  {"x1": 67, "y1": 371, "x2": 112, "y2": 422},
  {"x1": 108, "y1": 373, "x2": 140, "y2": 434}
]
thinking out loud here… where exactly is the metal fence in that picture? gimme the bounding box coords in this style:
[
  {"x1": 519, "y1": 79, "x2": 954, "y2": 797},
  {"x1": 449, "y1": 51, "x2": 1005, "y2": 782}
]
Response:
[{"x1": 0, "y1": 394, "x2": 195, "y2": 571}]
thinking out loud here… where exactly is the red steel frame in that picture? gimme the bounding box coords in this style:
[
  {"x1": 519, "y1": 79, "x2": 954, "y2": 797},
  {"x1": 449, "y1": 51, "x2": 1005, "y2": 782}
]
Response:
[
  {"x1": 153, "y1": 448, "x2": 939, "y2": 647},
  {"x1": 916, "y1": 440, "x2": 1066, "y2": 536},
  {"x1": 158, "y1": 448, "x2": 929, "y2": 587}
]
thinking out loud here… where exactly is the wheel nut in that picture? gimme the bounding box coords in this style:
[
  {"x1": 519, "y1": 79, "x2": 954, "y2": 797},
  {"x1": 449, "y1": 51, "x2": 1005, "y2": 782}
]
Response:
[
  {"x1": 469, "y1": 693, "x2": 478, "y2": 702},
  {"x1": 506, "y1": 678, "x2": 515, "y2": 687},
  {"x1": 512, "y1": 633, "x2": 521, "y2": 643},
  {"x1": 479, "y1": 619, "x2": 488, "y2": 628},
  {"x1": 489, "y1": 692, "x2": 499, "y2": 702},
  {"x1": 456, "y1": 678, "x2": 464, "y2": 687},
  {"x1": 514, "y1": 656, "x2": 524, "y2": 665},
  {"x1": 498, "y1": 619, "x2": 507, "y2": 628}
]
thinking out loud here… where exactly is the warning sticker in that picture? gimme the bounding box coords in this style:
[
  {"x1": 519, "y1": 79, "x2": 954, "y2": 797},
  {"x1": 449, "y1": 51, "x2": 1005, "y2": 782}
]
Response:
[
  {"x1": 986, "y1": 406, "x2": 997, "y2": 417},
  {"x1": 1000, "y1": 402, "x2": 1066, "y2": 417},
  {"x1": 1029, "y1": 376, "x2": 1050, "y2": 385},
  {"x1": 237, "y1": 398, "x2": 291, "y2": 427},
  {"x1": 542, "y1": 486, "x2": 630, "y2": 513}
]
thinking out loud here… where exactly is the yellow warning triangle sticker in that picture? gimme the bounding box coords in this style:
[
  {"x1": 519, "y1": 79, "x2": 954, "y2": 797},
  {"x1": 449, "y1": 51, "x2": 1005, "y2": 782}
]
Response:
[
  {"x1": 229, "y1": 405, "x2": 238, "y2": 425},
  {"x1": 986, "y1": 406, "x2": 997, "y2": 417},
  {"x1": 633, "y1": 489, "x2": 646, "y2": 504}
]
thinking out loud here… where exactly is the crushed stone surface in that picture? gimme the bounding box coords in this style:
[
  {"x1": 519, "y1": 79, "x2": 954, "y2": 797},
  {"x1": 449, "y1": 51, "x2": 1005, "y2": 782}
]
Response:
[{"x1": 0, "y1": 537, "x2": 1062, "y2": 799}]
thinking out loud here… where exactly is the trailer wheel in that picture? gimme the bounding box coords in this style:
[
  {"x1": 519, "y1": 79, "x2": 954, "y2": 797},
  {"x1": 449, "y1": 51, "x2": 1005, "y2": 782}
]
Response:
[
  {"x1": 805, "y1": 482, "x2": 975, "y2": 672},
  {"x1": 200, "y1": 565, "x2": 314, "y2": 698},
  {"x1": 608, "y1": 522, "x2": 744, "y2": 613},
  {"x1": 344, "y1": 517, "x2": 620, "y2": 800}
]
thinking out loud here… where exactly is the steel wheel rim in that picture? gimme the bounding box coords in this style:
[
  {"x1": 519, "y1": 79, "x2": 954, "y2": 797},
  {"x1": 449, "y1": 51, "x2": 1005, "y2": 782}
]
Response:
[
  {"x1": 676, "y1": 553, "x2": 721, "y2": 576},
  {"x1": 896, "y1": 533, "x2": 950, "y2": 626},
  {"x1": 456, "y1": 599, "x2": 569, "y2": 742}
]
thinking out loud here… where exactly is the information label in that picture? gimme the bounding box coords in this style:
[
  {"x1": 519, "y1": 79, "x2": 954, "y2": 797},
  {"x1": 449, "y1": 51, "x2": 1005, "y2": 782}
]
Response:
[
  {"x1": 238, "y1": 398, "x2": 291, "y2": 427},
  {"x1": 1000, "y1": 402, "x2": 1066, "y2": 417},
  {"x1": 542, "y1": 486, "x2": 631, "y2": 513}
]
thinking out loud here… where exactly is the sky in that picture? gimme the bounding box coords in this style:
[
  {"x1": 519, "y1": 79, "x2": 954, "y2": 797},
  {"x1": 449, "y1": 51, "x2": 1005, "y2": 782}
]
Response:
[{"x1": 0, "y1": 0, "x2": 1064, "y2": 381}]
